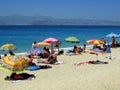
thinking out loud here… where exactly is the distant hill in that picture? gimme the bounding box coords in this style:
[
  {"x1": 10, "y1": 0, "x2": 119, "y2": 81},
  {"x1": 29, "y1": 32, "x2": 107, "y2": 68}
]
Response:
[{"x1": 0, "y1": 15, "x2": 120, "y2": 26}]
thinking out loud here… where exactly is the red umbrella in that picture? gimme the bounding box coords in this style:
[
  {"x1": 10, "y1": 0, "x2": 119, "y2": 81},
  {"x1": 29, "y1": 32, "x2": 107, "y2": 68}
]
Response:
[{"x1": 43, "y1": 38, "x2": 58, "y2": 43}]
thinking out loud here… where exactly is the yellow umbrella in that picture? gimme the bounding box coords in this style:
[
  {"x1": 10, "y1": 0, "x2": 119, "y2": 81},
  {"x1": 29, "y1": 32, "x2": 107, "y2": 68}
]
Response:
[{"x1": 1, "y1": 44, "x2": 16, "y2": 51}]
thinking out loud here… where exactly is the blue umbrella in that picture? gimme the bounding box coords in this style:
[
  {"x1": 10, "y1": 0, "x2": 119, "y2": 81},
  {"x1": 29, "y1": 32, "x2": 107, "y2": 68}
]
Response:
[
  {"x1": 26, "y1": 48, "x2": 47, "y2": 56},
  {"x1": 106, "y1": 32, "x2": 120, "y2": 38}
]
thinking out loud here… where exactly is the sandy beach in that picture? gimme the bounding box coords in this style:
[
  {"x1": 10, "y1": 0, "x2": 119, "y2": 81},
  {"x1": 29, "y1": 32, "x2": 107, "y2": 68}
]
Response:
[{"x1": 0, "y1": 47, "x2": 120, "y2": 90}]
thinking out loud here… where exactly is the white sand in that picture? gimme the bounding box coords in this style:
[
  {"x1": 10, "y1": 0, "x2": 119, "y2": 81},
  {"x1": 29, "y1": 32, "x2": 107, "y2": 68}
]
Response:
[{"x1": 0, "y1": 48, "x2": 120, "y2": 90}]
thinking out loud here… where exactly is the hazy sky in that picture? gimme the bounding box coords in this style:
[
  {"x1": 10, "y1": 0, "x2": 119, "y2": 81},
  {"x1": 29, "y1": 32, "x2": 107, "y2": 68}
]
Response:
[{"x1": 0, "y1": 0, "x2": 120, "y2": 21}]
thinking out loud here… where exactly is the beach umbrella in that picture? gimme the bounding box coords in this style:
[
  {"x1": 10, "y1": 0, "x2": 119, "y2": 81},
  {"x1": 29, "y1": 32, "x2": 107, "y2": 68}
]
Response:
[
  {"x1": 26, "y1": 48, "x2": 47, "y2": 55},
  {"x1": 0, "y1": 55, "x2": 27, "y2": 73},
  {"x1": 87, "y1": 40, "x2": 104, "y2": 45},
  {"x1": 106, "y1": 32, "x2": 120, "y2": 38},
  {"x1": 0, "y1": 44, "x2": 16, "y2": 51},
  {"x1": 65, "y1": 36, "x2": 80, "y2": 43},
  {"x1": 34, "y1": 42, "x2": 50, "y2": 47},
  {"x1": 43, "y1": 38, "x2": 58, "y2": 43},
  {"x1": 87, "y1": 40, "x2": 104, "y2": 61}
]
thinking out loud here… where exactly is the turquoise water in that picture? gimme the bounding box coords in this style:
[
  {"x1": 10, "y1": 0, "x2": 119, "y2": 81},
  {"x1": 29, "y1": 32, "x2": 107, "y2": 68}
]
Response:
[{"x1": 0, "y1": 25, "x2": 120, "y2": 54}]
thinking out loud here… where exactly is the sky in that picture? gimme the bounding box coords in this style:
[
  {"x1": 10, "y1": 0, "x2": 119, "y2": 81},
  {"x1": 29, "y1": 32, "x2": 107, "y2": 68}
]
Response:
[{"x1": 0, "y1": 0, "x2": 120, "y2": 21}]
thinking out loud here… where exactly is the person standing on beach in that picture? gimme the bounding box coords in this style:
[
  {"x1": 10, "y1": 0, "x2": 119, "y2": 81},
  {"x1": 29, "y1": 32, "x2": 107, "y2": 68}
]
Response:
[
  {"x1": 82, "y1": 44, "x2": 86, "y2": 53},
  {"x1": 55, "y1": 40, "x2": 61, "y2": 52},
  {"x1": 50, "y1": 43, "x2": 54, "y2": 54},
  {"x1": 32, "y1": 41, "x2": 37, "y2": 49},
  {"x1": 111, "y1": 36, "x2": 116, "y2": 48}
]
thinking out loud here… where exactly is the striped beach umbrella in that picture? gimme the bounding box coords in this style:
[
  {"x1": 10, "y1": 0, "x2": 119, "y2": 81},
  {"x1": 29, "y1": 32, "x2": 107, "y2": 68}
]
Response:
[
  {"x1": 0, "y1": 55, "x2": 27, "y2": 73},
  {"x1": 87, "y1": 40, "x2": 104, "y2": 45}
]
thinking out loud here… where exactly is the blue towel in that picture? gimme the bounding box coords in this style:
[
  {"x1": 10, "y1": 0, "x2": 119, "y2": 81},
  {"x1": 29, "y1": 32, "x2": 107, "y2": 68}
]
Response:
[{"x1": 28, "y1": 66, "x2": 40, "y2": 71}]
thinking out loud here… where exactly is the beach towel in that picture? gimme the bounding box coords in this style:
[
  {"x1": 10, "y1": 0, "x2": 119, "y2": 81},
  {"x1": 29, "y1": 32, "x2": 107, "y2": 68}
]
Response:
[
  {"x1": 28, "y1": 65, "x2": 52, "y2": 71},
  {"x1": 5, "y1": 73, "x2": 36, "y2": 83},
  {"x1": 11, "y1": 77, "x2": 35, "y2": 83},
  {"x1": 28, "y1": 65, "x2": 40, "y2": 71}
]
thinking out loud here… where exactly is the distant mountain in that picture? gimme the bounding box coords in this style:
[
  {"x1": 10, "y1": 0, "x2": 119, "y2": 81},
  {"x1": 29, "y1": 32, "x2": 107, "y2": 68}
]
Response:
[{"x1": 0, "y1": 15, "x2": 120, "y2": 26}]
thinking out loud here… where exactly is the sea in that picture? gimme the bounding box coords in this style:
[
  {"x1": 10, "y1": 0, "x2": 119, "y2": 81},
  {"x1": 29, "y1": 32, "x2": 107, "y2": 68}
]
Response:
[{"x1": 0, "y1": 25, "x2": 120, "y2": 54}]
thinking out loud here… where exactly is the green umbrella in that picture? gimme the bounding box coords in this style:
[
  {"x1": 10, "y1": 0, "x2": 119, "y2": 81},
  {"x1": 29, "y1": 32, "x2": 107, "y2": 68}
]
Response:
[{"x1": 65, "y1": 36, "x2": 80, "y2": 43}]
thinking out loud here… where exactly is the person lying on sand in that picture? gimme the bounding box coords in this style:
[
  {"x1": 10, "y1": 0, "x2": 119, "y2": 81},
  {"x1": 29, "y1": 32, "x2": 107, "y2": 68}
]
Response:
[
  {"x1": 5, "y1": 73, "x2": 35, "y2": 80},
  {"x1": 74, "y1": 60, "x2": 108, "y2": 66},
  {"x1": 38, "y1": 53, "x2": 58, "y2": 64}
]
